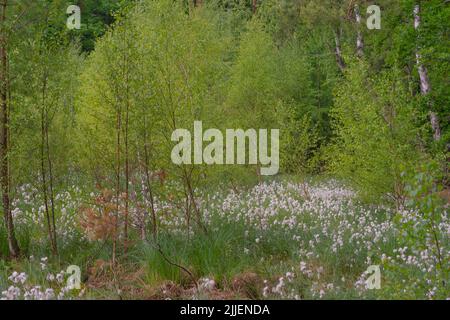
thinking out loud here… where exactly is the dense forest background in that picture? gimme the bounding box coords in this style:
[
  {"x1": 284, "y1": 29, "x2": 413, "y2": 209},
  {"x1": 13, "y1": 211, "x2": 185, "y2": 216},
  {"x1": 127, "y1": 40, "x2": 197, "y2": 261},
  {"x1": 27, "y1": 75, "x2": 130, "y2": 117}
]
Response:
[{"x1": 0, "y1": 0, "x2": 448, "y2": 300}]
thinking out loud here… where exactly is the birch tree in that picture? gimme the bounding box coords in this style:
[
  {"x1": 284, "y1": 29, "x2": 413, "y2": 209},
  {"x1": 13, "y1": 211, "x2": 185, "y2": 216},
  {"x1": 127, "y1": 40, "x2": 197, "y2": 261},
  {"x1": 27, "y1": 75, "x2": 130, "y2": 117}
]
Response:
[
  {"x1": 354, "y1": 4, "x2": 364, "y2": 57},
  {"x1": 413, "y1": 4, "x2": 441, "y2": 141},
  {"x1": 299, "y1": 0, "x2": 352, "y2": 73},
  {"x1": 0, "y1": 0, "x2": 20, "y2": 258}
]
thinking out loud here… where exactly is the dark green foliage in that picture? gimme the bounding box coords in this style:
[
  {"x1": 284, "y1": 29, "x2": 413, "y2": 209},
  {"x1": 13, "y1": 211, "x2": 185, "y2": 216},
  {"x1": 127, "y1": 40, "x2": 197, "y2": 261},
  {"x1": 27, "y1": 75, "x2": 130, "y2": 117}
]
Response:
[{"x1": 70, "y1": 0, "x2": 135, "y2": 51}]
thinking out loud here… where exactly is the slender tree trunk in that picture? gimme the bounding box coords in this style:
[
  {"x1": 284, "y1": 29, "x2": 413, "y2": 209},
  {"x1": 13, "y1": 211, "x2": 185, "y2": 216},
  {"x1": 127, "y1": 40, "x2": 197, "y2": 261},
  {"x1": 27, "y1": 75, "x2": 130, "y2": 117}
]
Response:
[
  {"x1": 45, "y1": 109, "x2": 57, "y2": 255},
  {"x1": 123, "y1": 83, "x2": 129, "y2": 254},
  {"x1": 40, "y1": 110, "x2": 53, "y2": 254},
  {"x1": 182, "y1": 166, "x2": 207, "y2": 234},
  {"x1": 183, "y1": 184, "x2": 191, "y2": 242},
  {"x1": 137, "y1": 150, "x2": 147, "y2": 241},
  {"x1": 113, "y1": 101, "x2": 121, "y2": 265},
  {"x1": 252, "y1": 0, "x2": 257, "y2": 14},
  {"x1": 0, "y1": 0, "x2": 19, "y2": 258},
  {"x1": 143, "y1": 115, "x2": 157, "y2": 240},
  {"x1": 354, "y1": 5, "x2": 364, "y2": 57},
  {"x1": 414, "y1": 4, "x2": 441, "y2": 141},
  {"x1": 40, "y1": 73, "x2": 57, "y2": 256},
  {"x1": 122, "y1": 33, "x2": 131, "y2": 254},
  {"x1": 334, "y1": 28, "x2": 346, "y2": 73}
]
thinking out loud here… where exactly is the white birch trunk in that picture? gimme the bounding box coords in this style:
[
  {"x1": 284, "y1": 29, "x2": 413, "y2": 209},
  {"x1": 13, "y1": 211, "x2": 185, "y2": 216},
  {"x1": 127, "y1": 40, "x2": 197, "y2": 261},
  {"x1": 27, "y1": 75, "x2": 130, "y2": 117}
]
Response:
[
  {"x1": 355, "y1": 5, "x2": 364, "y2": 57},
  {"x1": 334, "y1": 29, "x2": 346, "y2": 73},
  {"x1": 414, "y1": 5, "x2": 441, "y2": 141}
]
